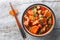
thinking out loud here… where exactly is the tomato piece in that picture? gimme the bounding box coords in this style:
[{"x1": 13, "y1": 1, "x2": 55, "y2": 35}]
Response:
[
  {"x1": 30, "y1": 26, "x2": 40, "y2": 34},
  {"x1": 40, "y1": 6, "x2": 47, "y2": 11},
  {"x1": 41, "y1": 11, "x2": 45, "y2": 15},
  {"x1": 27, "y1": 10, "x2": 34, "y2": 16},
  {"x1": 45, "y1": 10, "x2": 52, "y2": 17}
]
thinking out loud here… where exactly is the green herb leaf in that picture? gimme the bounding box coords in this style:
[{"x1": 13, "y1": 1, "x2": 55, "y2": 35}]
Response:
[
  {"x1": 33, "y1": 13, "x2": 37, "y2": 17},
  {"x1": 49, "y1": 24, "x2": 52, "y2": 28},
  {"x1": 39, "y1": 15, "x2": 43, "y2": 19},
  {"x1": 32, "y1": 17, "x2": 35, "y2": 21},
  {"x1": 47, "y1": 15, "x2": 52, "y2": 21},
  {"x1": 32, "y1": 6, "x2": 37, "y2": 17}
]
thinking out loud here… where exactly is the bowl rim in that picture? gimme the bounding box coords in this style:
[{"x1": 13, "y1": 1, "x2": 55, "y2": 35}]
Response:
[{"x1": 22, "y1": 4, "x2": 56, "y2": 37}]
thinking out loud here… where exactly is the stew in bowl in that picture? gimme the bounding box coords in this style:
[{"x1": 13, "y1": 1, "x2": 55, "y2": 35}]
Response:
[{"x1": 22, "y1": 4, "x2": 56, "y2": 36}]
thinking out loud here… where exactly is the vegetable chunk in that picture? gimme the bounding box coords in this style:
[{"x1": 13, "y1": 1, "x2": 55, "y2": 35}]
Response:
[{"x1": 30, "y1": 26, "x2": 40, "y2": 34}]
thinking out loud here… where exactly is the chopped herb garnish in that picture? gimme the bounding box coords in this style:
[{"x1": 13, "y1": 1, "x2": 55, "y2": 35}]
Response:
[
  {"x1": 33, "y1": 13, "x2": 37, "y2": 17},
  {"x1": 39, "y1": 15, "x2": 43, "y2": 19},
  {"x1": 32, "y1": 7, "x2": 36, "y2": 12},
  {"x1": 47, "y1": 16, "x2": 51, "y2": 21},
  {"x1": 49, "y1": 24, "x2": 52, "y2": 28},
  {"x1": 32, "y1": 6, "x2": 37, "y2": 17},
  {"x1": 32, "y1": 17, "x2": 35, "y2": 21}
]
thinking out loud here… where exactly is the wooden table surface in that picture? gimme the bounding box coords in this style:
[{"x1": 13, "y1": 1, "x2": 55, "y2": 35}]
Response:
[{"x1": 0, "y1": 0, "x2": 60, "y2": 40}]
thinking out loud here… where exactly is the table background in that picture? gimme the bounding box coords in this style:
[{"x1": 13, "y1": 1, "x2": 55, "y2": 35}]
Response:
[{"x1": 0, "y1": 0, "x2": 60, "y2": 40}]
